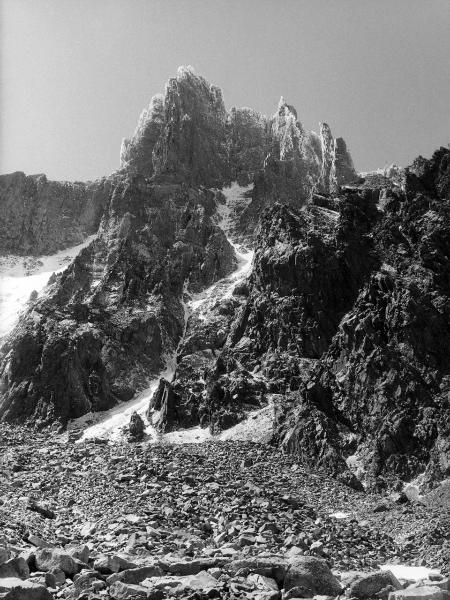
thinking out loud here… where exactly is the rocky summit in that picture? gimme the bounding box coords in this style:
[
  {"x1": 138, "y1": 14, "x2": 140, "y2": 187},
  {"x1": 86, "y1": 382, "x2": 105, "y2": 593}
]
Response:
[{"x1": 0, "y1": 66, "x2": 449, "y2": 600}]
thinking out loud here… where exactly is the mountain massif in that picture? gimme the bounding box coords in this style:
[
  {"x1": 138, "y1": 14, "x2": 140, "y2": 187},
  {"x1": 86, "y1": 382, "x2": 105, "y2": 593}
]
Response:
[{"x1": 0, "y1": 66, "x2": 449, "y2": 495}]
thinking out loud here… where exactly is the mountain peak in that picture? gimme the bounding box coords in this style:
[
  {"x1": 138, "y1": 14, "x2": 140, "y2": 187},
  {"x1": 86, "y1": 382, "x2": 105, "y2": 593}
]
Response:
[
  {"x1": 176, "y1": 64, "x2": 197, "y2": 78},
  {"x1": 275, "y1": 96, "x2": 298, "y2": 120},
  {"x1": 119, "y1": 69, "x2": 355, "y2": 192}
]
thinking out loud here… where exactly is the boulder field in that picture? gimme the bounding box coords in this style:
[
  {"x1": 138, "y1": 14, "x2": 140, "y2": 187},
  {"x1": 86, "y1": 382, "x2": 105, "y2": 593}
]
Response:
[{"x1": 0, "y1": 425, "x2": 449, "y2": 600}]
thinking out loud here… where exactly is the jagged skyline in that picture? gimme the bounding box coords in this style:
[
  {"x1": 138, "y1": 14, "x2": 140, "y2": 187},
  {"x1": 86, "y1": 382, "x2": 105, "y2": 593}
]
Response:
[{"x1": 1, "y1": 0, "x2": 449, "y2": 181}]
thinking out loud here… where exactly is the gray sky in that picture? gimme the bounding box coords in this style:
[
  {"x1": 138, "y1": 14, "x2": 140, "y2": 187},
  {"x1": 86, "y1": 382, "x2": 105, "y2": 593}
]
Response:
[{"x1": 1, "y1": 0, "x2": 449, "y2": 181}]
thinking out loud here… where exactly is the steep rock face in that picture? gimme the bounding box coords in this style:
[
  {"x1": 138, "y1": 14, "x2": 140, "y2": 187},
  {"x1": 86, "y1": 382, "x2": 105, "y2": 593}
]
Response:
[
  {"x1": 229, "y1": 196, "x2": 378, "y2": 364},
  {"x1": 319, "y1": 123, "x2": 336, "y2": 192},
  {"x1": 334, "y1": 137, "x2": 356, "y2": 186},
  {"x1": 120, "y1": 67, "x2": 230, "y2": 188},
  {"x1": 157, "y1": 193, "x2": 379, "y2": 434},
  {"x1": 153, "y1": 66, "x2": 229, "y2": 187},
  {"x1": 0, "y1": 176, "x2": 236, "y2": 425},
  {"x1": 271, "y1": 98, "x2": 303, "y2": 163},
  {"x1": 119, "y1": 94, "x2": 165, "y2": 178},
  {"x1": 267, "y1": 98, "x2": 315, "y2": 201},
  {"x1": 0, "y1": 172, "x2": 110, "y2": 255},
  {"x1": 278, "y1": 147, "x2": 450, "y2": 489},
  {"x1": 236, "y1": 109, "x2": 356, "y2": 237},
  {"x1": 228, "y1": 107, "x2": 269, "y2": 185}
]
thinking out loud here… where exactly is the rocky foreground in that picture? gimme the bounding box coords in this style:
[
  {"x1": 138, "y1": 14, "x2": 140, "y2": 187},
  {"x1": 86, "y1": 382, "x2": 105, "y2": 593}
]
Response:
[{"x1": 0, "y1": 426, "x2": 449, "y2": 600}]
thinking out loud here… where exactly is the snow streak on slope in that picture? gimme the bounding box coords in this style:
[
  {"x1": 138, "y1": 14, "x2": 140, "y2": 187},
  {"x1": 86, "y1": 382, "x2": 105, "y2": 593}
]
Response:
[
  {"x1": 73, "y1": 183, "x2": 255, "y2": 443},
  {"x1": 187, "y1": 241, "x2": 253, "y2": 322},
  {"x1": 187, "y1": 182, "x2": 253, "y2": 322},
  {"x1": 215, "y1": 182, "x2": 252, "y2": 235},
  {"x1": 0, "y1": 235, "x2": 96, "y2": 339}
]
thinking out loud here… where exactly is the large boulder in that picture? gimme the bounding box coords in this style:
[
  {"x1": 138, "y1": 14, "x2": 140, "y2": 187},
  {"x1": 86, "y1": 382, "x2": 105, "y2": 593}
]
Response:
[
  {"x1": 128, "y1": 411, "x2": 145, "y2": 441},
  {"x1": 34, "y1": 547, "x2": 77, "y2": 577},
  {"x1": 347, "y1": 571, "x2": 403, "y2": 599},
  {"x1": 93, "y1": 554, "x2": 138, "y2": 575},
  {"x1": 157, "y1": 557, "x2": 219, "y2": 576},
  {"x1": 225, "y1": 556, "x2": 288, "y2": 587},
  {"x1": 389, "y1": 586, "x2": 449, "y2": 600},
  {"x1": 0, "y1": 577, "x2": 53, "y2": 600},
  {"x1": 284, "y1": 556, "x2": 342, "y2": 596},
  {"x1": 108, "y1": 581, "x2": 147, "y2": 599},
  {"x1": 0, "y1": 557, "x2": 30, "y2": 579},
  {"x1": 106, "y1": 565, "x2": 164, "y2": 586}
]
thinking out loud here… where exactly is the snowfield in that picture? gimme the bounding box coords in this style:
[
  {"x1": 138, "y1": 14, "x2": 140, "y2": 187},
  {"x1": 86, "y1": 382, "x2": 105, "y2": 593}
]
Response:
[
  {"x1": 0, "y1": 235, "x2": 96, "y2": 339},
  {"x1": 379, "y1": 564, "x2": 441, "y2": 582}
]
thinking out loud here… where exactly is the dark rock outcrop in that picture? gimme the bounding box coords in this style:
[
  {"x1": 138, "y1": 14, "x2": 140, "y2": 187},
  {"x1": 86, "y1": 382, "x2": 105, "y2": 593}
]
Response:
[
  {"x1": 277, "y1": 147, "x2": 450, "y2": 489},
  {"x1": 157, "y1": 189, "x2": 379, "y2": 435},
  {"x1": 229, "y1": 195, "x2": 378, "y2": 362},
  {"x1": 158, "y1": 146, "x2": 449, "y2": 491},
  {"x1": 146, "y1": 377, "x2": 181, "y2": 430}
]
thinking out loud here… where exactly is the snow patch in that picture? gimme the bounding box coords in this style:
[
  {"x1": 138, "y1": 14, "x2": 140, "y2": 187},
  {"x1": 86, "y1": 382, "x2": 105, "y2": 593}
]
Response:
[
  {"x1": 379, "y1": 565, "x2": 441, "y2": 582},
  {"x1": 163, "y1": 426, "x2": 212, "y2": 444},
  {"x1": 216, "y1": 182, "x2": 252, "y2": 236},
  {"x1": 0, "y1": 235, "x2": 96, "y2": 339},
  {"x1": 157, "y1": 402, "x2": 273, "y2": 445},
  {"x1": 218, "y1": 403, "x2": 273, "y2": 442},
  {"x1": 74, "y1": 365, "x2": 175, "y2": 443}
]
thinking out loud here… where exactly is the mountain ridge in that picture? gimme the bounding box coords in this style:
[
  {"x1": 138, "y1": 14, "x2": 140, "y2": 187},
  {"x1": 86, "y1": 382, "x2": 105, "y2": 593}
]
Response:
[{"x1": 0, "y1": 66, "x2": 448, "y2": 495}]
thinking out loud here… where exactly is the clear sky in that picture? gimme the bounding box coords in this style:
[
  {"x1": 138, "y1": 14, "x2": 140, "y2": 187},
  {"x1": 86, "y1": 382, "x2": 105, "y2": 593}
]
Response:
[{"x1": 1, "y1": 0, "x2": 449, "y2": 181}]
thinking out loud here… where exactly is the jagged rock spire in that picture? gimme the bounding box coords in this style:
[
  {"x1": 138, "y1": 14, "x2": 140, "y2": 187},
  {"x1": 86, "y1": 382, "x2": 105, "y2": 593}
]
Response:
[{"x1": 120, "y1": 67, "x2": 356, "y2": 193}]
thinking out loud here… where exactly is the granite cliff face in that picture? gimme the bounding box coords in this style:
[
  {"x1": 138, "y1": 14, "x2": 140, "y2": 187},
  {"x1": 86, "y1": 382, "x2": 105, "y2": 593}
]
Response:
[
  {"x1": 119, "y1": 94, "x2": 165, "y2": 178},
  {"x1": 227, "y1": 107, "x2": 269, "y2": 185},
  {"x1": 235, "y1": 104, "x2": 357, "y2": 237},
  {"x1": 0, "y1": 173, "x2": 110, "y2": 255},
  {"x1": 120, "y1": 66, "x2": 229, "y2": 187}
]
